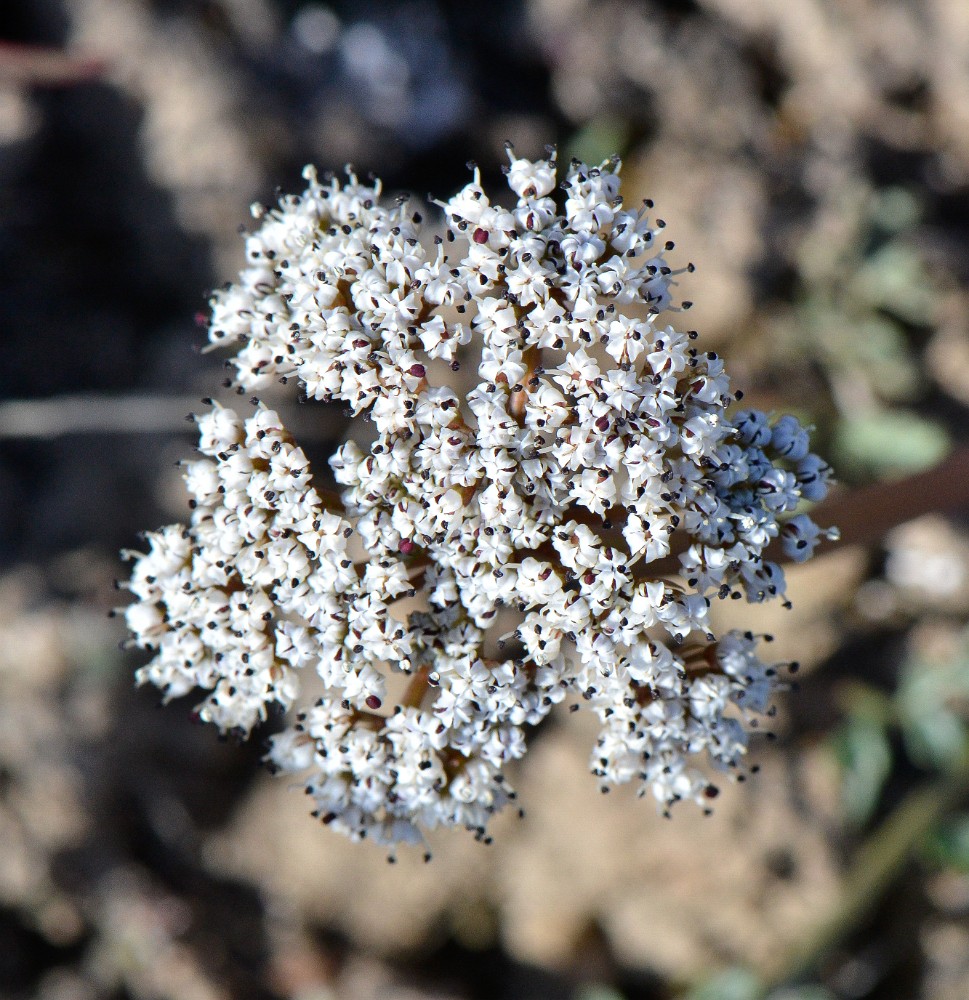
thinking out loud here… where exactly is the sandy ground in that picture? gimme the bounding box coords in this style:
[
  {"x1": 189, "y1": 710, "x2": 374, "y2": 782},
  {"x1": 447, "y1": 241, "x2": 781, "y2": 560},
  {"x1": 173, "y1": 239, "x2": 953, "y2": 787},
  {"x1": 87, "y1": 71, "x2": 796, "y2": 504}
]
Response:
[{"x1": 4, "y1": 2, "x2": 969, "y2": 998}]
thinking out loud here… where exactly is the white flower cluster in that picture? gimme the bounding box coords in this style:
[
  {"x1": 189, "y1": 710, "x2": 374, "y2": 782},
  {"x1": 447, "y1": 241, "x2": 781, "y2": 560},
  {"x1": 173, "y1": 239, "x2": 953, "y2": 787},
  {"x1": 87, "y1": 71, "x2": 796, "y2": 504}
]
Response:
[{"x1": 124, "y1": 148, "x2": 836, "y2": 850}]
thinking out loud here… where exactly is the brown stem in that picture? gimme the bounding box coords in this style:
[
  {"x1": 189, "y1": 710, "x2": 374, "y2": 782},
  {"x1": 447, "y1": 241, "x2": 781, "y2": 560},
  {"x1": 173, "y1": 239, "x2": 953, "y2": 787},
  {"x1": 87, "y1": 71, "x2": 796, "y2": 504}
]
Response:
[
  {"x1": 349, "y1": 709, "x2": 384, "y2": 730},
  {"x1": 680, "y1": 643, "x2": 720, "y2": 672},
  {"x1": 0, "y1": 42, "x2": 105, "y2": 86},
  {"x1": 440, "y1": 747, "x2": 469, "y2": 782},
  {"x1": 318, "y1": 487, "x2": 347, "y2": 514},
  {"x1": 510, "y1": 345, "x2": 542, "y2": 423},
  {"x1": 401, "y1": 665, "x2": 432, "y2": 710},
  {"x1": 793, "y1": 443, "x2": 969, "y2": 553},
  {"x1": 637, "y1": 444, "x2": 969, "y2": 582}
]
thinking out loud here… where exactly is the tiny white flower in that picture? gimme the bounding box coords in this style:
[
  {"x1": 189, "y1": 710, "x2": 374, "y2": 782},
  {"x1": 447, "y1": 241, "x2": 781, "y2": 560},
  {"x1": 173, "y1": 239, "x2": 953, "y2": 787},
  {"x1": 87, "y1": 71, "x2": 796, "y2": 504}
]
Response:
[{"x1": 126, "y1": 152, "x2": 835, "y2": 846}]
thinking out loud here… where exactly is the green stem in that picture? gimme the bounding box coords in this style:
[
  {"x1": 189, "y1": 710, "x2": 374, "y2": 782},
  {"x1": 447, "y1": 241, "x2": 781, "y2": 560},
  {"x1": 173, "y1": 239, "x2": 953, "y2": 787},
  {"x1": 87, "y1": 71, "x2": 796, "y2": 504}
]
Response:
[{"x1": 762, "y1": 750, "x2": 969, "y2": 991}]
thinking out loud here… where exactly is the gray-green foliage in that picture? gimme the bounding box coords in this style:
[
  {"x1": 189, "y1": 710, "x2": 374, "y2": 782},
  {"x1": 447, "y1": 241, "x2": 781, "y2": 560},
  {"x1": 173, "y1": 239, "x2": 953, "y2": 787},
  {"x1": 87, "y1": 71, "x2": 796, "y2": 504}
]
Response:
[
  {"x1": 836, "y1": 627, "x2": 969, "y2": 827},
  {"x1": 686, "y1": 966, "x2": 837, "y2": 1000},
  {"x1": 780, "y1": 184, "x2": 949, "y2": 479}
]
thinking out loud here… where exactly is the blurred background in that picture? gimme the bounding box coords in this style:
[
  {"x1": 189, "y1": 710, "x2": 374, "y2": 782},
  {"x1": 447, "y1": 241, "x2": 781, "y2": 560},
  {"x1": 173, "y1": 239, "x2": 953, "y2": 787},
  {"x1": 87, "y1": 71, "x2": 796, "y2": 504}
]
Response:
[{"x1": 3, "y1": 0, "x2": 969, "y2": 997}]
